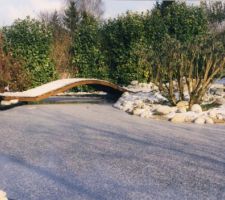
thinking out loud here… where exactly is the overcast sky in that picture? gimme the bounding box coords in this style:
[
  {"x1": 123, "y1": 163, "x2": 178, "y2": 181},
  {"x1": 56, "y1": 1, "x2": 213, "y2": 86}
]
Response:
[{"x1": 0, "y1": 0, "x2": 155, "y2": 26}]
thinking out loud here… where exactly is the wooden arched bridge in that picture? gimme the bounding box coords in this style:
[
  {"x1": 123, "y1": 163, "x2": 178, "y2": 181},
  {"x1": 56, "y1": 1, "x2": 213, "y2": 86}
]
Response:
[{"x1": 0, "y1": 78, "x2": 130, "y2": 102}]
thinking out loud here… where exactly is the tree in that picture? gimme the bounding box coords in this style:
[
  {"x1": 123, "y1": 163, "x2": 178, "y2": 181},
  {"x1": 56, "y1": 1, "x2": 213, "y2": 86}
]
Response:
[
  {"x1": 201, "y1": 0, "x2": 225, "y2": 32},
  {"x1": 77, "y1": 0, "x2": 104, "y2": 19},
  {"x1": 63, "y1": 0, "x2": 80, "y2": 33}
]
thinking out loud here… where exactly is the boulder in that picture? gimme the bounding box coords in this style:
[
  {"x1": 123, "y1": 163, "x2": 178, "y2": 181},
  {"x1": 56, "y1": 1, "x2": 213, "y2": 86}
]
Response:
[
  {"x1": 121, "y1": 101, "x2": 134, "y2": 112},
  {"x1": 0, "y1": 101, "x2": 11, "y2": 106},
  {"x1": 131, "y1": 80, "x2": 138, "y2": 86},
  {"x1": 171, "y1": 113, "x2": 186, "y2": 123},
  {"x1": 191, "y1": 104, "x2": 202, "y2": 113},
  {"x1": 215, "y1": 97, "x2": 225, "y2": 105},
  {"x1": 176, "y1": 101, "x2": 189, "y2": 109},
  {"x1": 177, "y1": 107, "x2": 187, "y2": 113},
  {"x1": 194, "y1": 117, "x2": 205, "y2": 124},
  {"x1": 155, "y1": 105, "x2": 176, "y2": 115},
  {"x1": 183, "y1": 112, "x2": 198, "y2": 123},
  {"x1": 133, "y1": 108, "x2": 145, "y2": 116},
  {"x1": 10, "y1": 99, "x2": 19, "y2": 104},
  {"x1": 205, "y1": 117, "x2": 214, "y2": 124},
  {"x1": 0, "y1": 190, "x2": 7, "y2": 200}
]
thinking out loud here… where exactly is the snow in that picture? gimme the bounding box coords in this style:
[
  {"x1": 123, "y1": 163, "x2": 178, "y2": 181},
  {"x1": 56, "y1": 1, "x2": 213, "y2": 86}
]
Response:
[{"x1": 0, "y1": 78, "x2": 104, "y2": 98}]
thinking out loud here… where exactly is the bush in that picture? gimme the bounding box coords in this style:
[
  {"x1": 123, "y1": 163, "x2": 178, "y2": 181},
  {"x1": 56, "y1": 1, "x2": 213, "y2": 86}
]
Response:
[
  {"x1": 71, "y1": 12, "x2": 109, "y2": 80},
  {"x1": 0, "y1": 34, "x2": 31, "y2": 92},
  {"x1": 102, "y1": 11, "x2": 146, "y2": 84},
  {"x1": 2, "y1": 17, "x2": 57, "y2": 87}
]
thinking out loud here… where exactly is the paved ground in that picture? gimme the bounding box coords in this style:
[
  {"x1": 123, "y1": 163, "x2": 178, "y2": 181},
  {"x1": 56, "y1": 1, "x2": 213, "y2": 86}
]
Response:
[{"x1": 0, "y1": 104, "x2": 225, "y2": 200}]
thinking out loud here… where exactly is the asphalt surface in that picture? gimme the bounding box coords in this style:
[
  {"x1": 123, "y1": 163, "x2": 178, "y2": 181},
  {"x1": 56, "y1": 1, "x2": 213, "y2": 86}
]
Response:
[{"x1": 0, "y1": 104, "x2": 225, "y2": 200}]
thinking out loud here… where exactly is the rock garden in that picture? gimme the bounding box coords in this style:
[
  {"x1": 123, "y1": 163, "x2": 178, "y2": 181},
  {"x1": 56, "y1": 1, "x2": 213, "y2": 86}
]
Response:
[{"x1": 114, "y1": 79, "x2": 225, "y2": 125}]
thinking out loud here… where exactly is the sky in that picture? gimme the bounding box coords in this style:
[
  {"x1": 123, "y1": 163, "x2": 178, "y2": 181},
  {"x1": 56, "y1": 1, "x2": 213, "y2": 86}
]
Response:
[{"x1": 0, "y1": 0, "x2": 155, "y2": 26}]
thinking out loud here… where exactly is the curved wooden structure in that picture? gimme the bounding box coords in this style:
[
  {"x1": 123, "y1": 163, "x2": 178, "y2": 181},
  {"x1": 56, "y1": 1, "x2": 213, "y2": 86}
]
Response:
[{"x1": 0, "y1": 78, "x2": 130, "y2": 102}]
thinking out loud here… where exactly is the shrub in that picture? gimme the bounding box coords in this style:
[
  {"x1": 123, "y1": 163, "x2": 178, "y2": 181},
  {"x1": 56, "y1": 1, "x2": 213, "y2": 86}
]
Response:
[
  {"x1": 0, "y1": 34, "x2": 31, "y2": 92},
  {"x1": 2, "y1": 17, "x2": 57, "y2": 87},
  {"x1": 102, "y1": 11, "x2": 146, "y2": 84},
  {"x1": 71, "y1": 12, "x2": 109, "y2": 80}
]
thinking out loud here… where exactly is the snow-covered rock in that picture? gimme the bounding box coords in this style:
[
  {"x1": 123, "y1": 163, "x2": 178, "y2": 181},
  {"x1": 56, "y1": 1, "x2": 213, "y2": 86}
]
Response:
[
  {"x1": 176, "y1": 101, "x2": 189, "y2": 109},
  {"x1": 170, "y1": 113, "x2": 186, "y2": 123},
  {"x1": 215, "y1": 97, "x2": 225, "y2": 105},
  {"x1": 155, "y1": 105, "x2": 177, "y2": 115},
  {"x1": 194, "y1": 117, "x2": 205, "y2": 124},
  {"x1": 1, "y1": 101, "x2": 11, "y2": 106},
  {"x1": 191, "y1": 104, "x2": 202, "y2": 113},
  {"x1": 131, "y1": 80, "x2": 138, "y2": 86},
  {"x1": 114, "y1": 81, "x2": 225, "y2": 125},
  {"x1": 205, "y1": 117, "x2": 214, "y2": 124},
  {"x1": 0, "y1": 190, "x2": 8, "y2": 200}
]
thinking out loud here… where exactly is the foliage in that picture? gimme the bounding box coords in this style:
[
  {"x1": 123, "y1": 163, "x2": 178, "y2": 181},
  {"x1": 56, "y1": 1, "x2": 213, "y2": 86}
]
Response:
[
  {"x1": 151, "y1": 34, "x2": 225, "y2": 107},
  {"x1": 0, "y1": 34, "x2": 31, "y2": 92},
  {"x1": 201, "y1": 0, "x2": 225, "y2": 29},
  {"x1": 102, "y1": 11, "x2": 146, "y2": 84},
  {"x1": 71, "y1": 12, "x2": 109, "y2": 80},
  {"x1": 64, "y1": 1, "x2": 80, "y2": 34},
  {"x1": 2, "y1": 17, "x2": 57, "y2": 87}
]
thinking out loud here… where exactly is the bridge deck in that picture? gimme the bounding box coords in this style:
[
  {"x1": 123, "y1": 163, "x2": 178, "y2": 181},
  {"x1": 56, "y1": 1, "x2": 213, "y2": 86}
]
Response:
[{"x1": 0, "y1": 78, "x2": 130, "y2": 102}]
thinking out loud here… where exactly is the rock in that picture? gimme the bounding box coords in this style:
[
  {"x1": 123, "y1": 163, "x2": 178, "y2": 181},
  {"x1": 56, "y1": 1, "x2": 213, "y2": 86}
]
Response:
[
  {"x1": 205, "y1": 117, "x2": 214, "y2": 124},
  {"x1": 131, "y1": 80, "x2": 138, "y2": 86},
  {"x1": 10, "y1": 99, "x2": 19, "y2": 104},
  {"x1": 176, "y1": 101, "x2": 189, "y2": 109},
  {"x1": 155, "y1": 105, "x2": 176, "y2": 115},
  {"x1": 215, "y1": 88, "x2": 224, "y2": 96},
  {"x1": 191, "y1": 104, "x2": 202, "y2": 113},
  {"x1": 133, "y1": 108, "x2": 145, "y2": 116},
  {"x1": 194, "y1": 117, "x2": 205, "y2": 124},
  {"x1": 121, "y1": 101, "x2": 134, "y2": 112},
  {"x1": 208, "y1": 109, "x2": 217, "y2": 119},
  {"x1": 140, "y1": 111, "x2": 153, "y2": 118},
  {"x1": 215, "y1": 97, "x2": 225, "y2": 105},
  {"x1": 171, "y1": 113, "x2": 186, "y2": 123},
  {"x1": 185, "y1": 112, "x2": 198, "y2": 122},
  {"x1": 0, "y1": 190, "x2": 7, "y2": 200},
  {"x1": 0, "y1": 101, "x2": 11, "y2": 106},
  {"x1": 177, "y1": 107, "x2": 187, "y2": 113},
  {"x1": 166, "y1": 112, "x2": 176, "y2": 120}
]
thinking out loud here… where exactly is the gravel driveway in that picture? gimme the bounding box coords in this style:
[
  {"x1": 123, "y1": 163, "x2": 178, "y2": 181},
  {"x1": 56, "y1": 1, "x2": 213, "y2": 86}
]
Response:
[{"x1": 0, "y1": 104, "x2": 225, "y2": 200}]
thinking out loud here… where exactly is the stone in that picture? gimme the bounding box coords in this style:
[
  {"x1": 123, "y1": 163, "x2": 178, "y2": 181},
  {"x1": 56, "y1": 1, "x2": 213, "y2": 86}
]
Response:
[
  {"x1": 10, "y1": 99, "x2": 19, "y2": 104},
  {"x1": 133, "y1": 108, "x2": 145, "y2": 116},
  {"x1": 191, "y1": 104, "x2": 202, "y2": 113},
  {"x1": 140, "y1": 111, "x2": 153, "y2": 118},
  {"x1": 131, "y1": 80, "x2": 138, "y2": 86},
  {"x1": 0, "y1": 190, "x2": 7, "y2": 200},
  {"x1": 215, "y1": 97, "x2": 225, "y2": 105},
  {"x1": 208, "y1": 109, "x2": 217, "y2": 119},
  {"x1": 183, "y1": 112, "x2": 198, "y2": 123},
  {"x1": 171, "y1": 113, "x2": 186, "y2": 123},
  {"x1": 176, "y1": 101, "x2": 189, "y2": 109},
  {"x1": 121, "y1": 101, "x2": 134, "y2": 112},
  {"x1": 0, "y1": 101, "x2": 11, "y2": 106},
  {"x1": 205, "y1": 117, "x2": 214, "y2": 124},
  {"x1": 155, "y1": 105, "x2": 176, "y2": 115},
  {"x1": 177, "y1": 107, "x2": 187, "y2": 113},
  {"x1": 194, "y1": 117, "x2": 205, "y2": 124}
]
